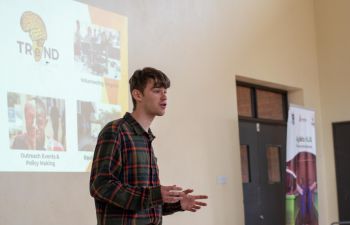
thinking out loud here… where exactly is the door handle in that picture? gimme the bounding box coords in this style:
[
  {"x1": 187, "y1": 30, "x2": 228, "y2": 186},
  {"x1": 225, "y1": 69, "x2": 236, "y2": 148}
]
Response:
[{"x1": 259, "y1": 215, "x2": 264, "y2": 220}]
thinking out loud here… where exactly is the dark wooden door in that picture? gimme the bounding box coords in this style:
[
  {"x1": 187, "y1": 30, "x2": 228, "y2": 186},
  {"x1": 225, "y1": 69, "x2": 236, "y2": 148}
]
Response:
[
  {"x1": 332, "y1": 121, "x2": 350, "y2": 221},
  {"x1": 239, "y1": 120, "x2": 286, "y2": 225}
]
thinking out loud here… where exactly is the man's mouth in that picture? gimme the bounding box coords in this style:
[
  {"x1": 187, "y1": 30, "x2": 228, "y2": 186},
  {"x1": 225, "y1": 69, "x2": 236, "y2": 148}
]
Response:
[{"x1": 160, "y1": 103, "x2": 167, "y2": 109}]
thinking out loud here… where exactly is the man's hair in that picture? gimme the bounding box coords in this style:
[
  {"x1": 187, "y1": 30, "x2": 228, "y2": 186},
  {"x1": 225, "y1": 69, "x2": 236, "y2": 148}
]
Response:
[
  {"x1": 24, "y1": 97, "x2": 47, "y2": 116},
  {"x1": 129, "y1": 67, "x2": 170, "y2": 110},
  {"x1": 35, "y1": 97, "x2": 47, "y2": 116}
]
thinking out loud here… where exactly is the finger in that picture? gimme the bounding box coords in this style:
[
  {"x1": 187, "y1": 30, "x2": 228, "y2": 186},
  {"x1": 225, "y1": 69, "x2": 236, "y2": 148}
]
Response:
[
  {"x1": 162, "y1": 185, "x2": 176, "y2": 190},
  {"x1": 194, "y1": 201, "x2": 207, "y2": 206},
  {"x1": 168, "y1": 191, "x2": 183, "y2": 197},
  {"x1": 182, "y1": 189, "x2": 193, "y2": 195},
  {"x1": 193, "y1": 195, "x2": 208, "y2": 199},
  {"x1": 193, "y1": 205, "x2": 201, "y2": 210},
  {"x1": 163, "y1": 185, "x2": 183, "y2": 192},
  {"x1": 169, "y1": 185, "x2": 183, "y2": 191}
]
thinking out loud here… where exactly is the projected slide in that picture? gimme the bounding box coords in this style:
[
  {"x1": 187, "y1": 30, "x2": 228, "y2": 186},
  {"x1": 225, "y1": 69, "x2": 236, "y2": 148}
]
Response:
[{"x1": 0, "y1": 0, "x2": 128, "y2": 172}]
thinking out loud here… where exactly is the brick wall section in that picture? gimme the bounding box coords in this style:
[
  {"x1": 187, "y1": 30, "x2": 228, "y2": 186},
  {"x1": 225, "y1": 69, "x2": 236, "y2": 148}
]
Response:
[
  {"x1": 237, "y1": 86, "x2": 252, "y2": 117},
  {"x1": 240, "y1": 145, "x2": 250, "y2": 183},
  {"x1": 256, "y1": 89, "x2": 284, "y2": 120}
]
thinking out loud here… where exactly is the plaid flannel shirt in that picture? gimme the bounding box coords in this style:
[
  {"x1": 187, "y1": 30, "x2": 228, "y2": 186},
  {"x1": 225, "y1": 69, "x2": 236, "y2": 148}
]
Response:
[{"x1": 90, "y1": 112, "x2": 182, "y2": 225}]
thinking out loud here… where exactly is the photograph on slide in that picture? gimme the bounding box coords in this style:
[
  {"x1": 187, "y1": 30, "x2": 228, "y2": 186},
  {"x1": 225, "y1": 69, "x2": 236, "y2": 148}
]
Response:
[
  {"x1": 8, "y1": 92, "x2": 66, "y2": 151},
  {"x1": 77, "y1": 100, "x2": 121, "y2": 152}
]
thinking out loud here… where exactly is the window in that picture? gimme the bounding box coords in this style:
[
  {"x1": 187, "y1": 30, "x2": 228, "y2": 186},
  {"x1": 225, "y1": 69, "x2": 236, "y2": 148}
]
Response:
[
  {"x1": 256, "y1": 89, "x2": 284, "y2": 120},
  {"x1": 237, "y1": 86, "x2": 253, "y2": 117},
  {"x1": 240, "y1": 145, "x2": 251, "y2": 183},
  {"x1": 236, "y1": 82, "x2": 287, "y2": 122},
  {"x1": 266, "y1": 146, "x2": 281, "y2": 183}
]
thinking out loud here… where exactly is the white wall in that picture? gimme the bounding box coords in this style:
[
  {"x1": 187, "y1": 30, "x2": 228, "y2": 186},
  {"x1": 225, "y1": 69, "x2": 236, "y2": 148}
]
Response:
[
  {"x1": 315, "y1": 0, "x2": 350, "y2": 222},
  {"x1": 1, "y1": 1, "x2": 334, "y2": 224}
]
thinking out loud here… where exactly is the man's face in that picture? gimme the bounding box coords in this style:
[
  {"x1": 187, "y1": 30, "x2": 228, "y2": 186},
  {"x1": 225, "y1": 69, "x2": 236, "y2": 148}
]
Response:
[
  {"x1": 35, "y1": 105, "x2": 47, "y2": 139},
  {"x1": 139, "y1": 79, "x2": 168, "y2": 116},
  {"x1": 25, "y1": 101, "x2": 36, "y2": 137},
  {"x1": 24, "y1": 101, "x2": 47, "y2": 140}
]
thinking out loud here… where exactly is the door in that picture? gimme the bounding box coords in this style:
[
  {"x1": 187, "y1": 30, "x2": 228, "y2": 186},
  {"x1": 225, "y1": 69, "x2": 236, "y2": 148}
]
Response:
[
  {"x1": 239, "y1": 120, "x2": 286, "y2": 225},
  {"x1": 332, "y1": 122, "x2": 350, "y2": 221}
]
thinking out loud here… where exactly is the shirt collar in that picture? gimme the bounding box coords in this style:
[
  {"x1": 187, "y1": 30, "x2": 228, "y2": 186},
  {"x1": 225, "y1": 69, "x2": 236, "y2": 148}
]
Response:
[{"x1": 123, "y1": 112, "x2": 155, "y2": 141}]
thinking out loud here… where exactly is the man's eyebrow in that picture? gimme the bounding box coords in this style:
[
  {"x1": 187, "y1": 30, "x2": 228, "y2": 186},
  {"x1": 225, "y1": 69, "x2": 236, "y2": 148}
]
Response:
[{"x1": 152, "y1": 87, "x2": 166, "y2": 90}]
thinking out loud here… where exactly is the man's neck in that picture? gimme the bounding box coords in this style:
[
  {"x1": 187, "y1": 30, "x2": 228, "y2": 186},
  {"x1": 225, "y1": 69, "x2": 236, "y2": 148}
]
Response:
[{"x1": 131, "y1": 110, "x2": 155, "y2": 132}]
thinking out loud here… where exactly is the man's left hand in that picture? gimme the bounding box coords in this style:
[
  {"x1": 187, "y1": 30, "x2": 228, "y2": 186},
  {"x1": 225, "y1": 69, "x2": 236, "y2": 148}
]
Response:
[{"x1": 180, "y1": 189, "x2": 208, "y2": 212}]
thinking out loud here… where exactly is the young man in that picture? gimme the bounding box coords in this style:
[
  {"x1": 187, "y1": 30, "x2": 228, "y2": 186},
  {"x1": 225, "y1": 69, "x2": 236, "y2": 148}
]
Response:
[{"x1": 90, "y1": 67, "x2": 207, "y2": 225}]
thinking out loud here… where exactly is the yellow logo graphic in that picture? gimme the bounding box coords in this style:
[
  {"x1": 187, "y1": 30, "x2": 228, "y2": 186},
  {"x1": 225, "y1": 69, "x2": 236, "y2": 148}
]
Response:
[{"x1": 20, "y1": 11, "x2": 47, "y2": 62}]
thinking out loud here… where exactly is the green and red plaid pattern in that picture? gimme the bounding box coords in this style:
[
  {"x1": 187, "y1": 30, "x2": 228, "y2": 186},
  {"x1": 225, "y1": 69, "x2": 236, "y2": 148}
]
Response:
[{"x1": 90, "y1": 113, "x2": 182, "y2": 225}]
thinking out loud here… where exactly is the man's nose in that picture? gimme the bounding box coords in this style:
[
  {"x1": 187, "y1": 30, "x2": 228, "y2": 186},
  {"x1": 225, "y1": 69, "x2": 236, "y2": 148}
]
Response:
[
  {"x1": 161, "y1": 91, "x2": 167, "y2": 100},
  {"x1": 33, "y1": 117, "x2": 38, "y2": 129}
]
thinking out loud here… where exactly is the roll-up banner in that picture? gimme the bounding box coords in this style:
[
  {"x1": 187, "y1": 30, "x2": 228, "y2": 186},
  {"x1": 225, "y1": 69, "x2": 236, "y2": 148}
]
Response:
[{"x1": 285, "y1": 105, "x2": 318, "y2": 225}]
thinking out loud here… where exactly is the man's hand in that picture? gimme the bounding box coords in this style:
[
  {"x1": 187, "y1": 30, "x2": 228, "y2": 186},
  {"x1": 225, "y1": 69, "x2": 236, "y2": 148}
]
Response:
[
  {"x1": 180, "y1": 189, "x2": 208, "y2": 212},
  {"x1": 161, "y1": 185, "x2": 183, "y2": 203}
]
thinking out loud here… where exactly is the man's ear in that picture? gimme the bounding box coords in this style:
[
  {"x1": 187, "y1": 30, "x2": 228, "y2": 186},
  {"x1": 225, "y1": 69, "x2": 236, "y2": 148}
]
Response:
[{"x1": 131, "y1": 89, "x2": 143, "y2": 102}]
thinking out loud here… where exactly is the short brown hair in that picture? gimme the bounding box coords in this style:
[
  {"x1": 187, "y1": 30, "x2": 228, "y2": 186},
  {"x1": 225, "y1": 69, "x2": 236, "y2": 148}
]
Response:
[{"x1": 129, "y1": 67, "x2": 171, "y2": 110}]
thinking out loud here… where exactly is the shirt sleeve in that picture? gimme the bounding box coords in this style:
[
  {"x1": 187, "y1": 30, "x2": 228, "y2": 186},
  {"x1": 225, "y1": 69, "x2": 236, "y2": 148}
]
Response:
[
  {"x1": 162, "y1": 201, "x2": 184, "y2": 216},
  {"x1": 89, "y1": 130, "x2": 163, "y2": 211}
]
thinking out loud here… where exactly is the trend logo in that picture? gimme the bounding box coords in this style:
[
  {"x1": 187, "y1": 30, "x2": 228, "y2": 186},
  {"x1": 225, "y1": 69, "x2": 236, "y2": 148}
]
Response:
[{"x1": 20, "y1": 11, "x2": 47, "y2": 62}]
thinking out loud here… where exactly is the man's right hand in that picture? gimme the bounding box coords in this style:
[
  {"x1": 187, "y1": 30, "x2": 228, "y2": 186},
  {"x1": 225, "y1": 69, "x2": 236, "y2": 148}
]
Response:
[{"x1": 161, "y1": 185, "x2": 183, "y2": 203}]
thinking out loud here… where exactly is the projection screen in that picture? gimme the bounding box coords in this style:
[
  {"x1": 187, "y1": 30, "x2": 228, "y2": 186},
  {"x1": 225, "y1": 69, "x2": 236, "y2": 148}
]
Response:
[{"x1": 0, "y1": 0, "x2": 128, "y2": 172}]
